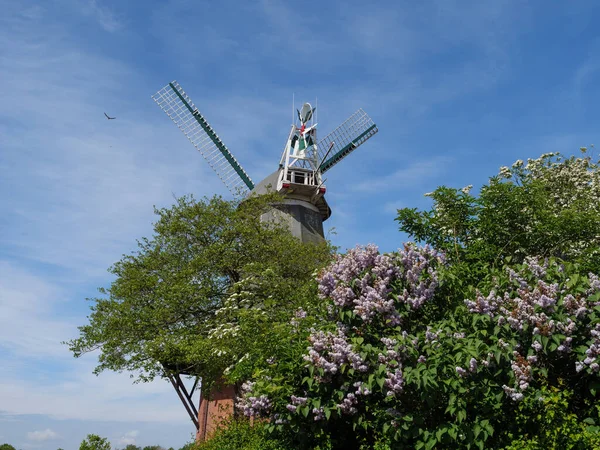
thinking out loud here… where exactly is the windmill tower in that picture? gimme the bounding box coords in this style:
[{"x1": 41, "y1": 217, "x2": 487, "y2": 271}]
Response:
[{"x1": 151, "y1": 81, "x2": 379, "y2": 438}]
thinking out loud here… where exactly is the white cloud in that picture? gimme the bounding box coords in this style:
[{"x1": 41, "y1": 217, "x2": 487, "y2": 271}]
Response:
[
  {"x1": 27, "y1": 428, "x2": 60, "y2": 441},
  {"x1": 117, "y1": 430, "x2": 139, "y2": 446},
  {"x1": 0, "y1": 265, "x2": 195, "y2": 423},
  {"x1": 0, "y1": 358, "x2": 192, "y2": 423},
  {"x1": 83, "y1": 0, "x2": 122, "y2": 32},
  {"x1": 355, "y1": 157, "x2": 452, "y2": 193},
  {"x1": 0, "y1": 260, "x2": 77, "y2": 359}
]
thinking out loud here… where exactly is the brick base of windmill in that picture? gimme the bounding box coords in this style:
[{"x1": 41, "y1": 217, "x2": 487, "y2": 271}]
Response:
[{"x1": 196, "y1": 381, "x2": 237, "y2": 441}]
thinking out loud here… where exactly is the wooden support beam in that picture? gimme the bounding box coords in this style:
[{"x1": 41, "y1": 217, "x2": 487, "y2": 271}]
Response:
[{"x1": 167, "y1": 372, "x2": 199, "y2": 430}]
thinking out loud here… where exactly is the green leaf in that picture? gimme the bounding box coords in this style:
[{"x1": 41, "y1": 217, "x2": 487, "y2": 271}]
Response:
[
  {"x1": 300, "y1": 406, "x2": 309, "y2": 418},
  {"x1": 436, "y1": 428, "x2": 445, "y2": 441},
  {"x1": 448, "y1": 427, "x2": 458, "y2": 440}
]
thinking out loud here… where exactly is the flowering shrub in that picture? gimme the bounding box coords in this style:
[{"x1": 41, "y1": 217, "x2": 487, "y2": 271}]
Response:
[
  {"x1": 224, "y1": 150, "x2": 600, "y2": 449},
  {"x1": 238, "y1": 243, "x2": 454, "y2": 448},
  {"x1": 235, "y1": 241, "x2": 600, "y2": 449},
  {"x1": 397, "y1": 150, "x2": 600, "y2": 275}
]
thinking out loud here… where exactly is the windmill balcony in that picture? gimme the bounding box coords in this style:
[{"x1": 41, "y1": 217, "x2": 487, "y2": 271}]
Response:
[{"x1": 280, "y1": 169, "x2": 324, "y2": 194}]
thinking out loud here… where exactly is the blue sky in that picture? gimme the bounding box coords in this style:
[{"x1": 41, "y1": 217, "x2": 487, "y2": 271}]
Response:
[{"x1": 1, "y1": 0, "x2": 600, "y2": 448}]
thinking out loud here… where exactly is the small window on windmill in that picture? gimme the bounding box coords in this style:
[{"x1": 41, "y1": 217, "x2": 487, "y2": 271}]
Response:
[
  {"x1": 286, "y1": 171, "x2": 292, "y2": 181},
  {"x1": 294, "y1": 171, "x2": 305, "y2": 185}
]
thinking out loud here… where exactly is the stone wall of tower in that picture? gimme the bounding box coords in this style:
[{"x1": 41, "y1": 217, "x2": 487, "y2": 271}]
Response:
[{"x1": 261, "y1": 201, "x2": 326, "y2": 244}]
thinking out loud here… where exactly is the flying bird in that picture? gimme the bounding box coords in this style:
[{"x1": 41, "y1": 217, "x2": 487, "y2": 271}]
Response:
[{"x1": 104, "y1": 112, "x2": 116, "y2": 120}]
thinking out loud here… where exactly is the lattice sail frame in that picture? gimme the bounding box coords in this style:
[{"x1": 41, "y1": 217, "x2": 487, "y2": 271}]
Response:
[
  {"x1": 152, "y1": 81, "x2": 254, "y2": 196},
  {"x1": 316, "y1": 109, "x2": 378, "y2": 173}
]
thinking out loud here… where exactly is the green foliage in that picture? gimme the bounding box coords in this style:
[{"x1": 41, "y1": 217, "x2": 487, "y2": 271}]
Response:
[
  {"x1": 69, "y1": 150, "x2": 600, "y2": 448},
  {"x1": 79, "y1": 434, "x2": 111, "y2": 450},
  {"x1": 122, "y1": 445, "x2": 141, "y2": 450},
  {"x1": 196, "y1": 419, "x2": 288, "y2": 450},
  {"x1": 236, "y1": 150, "x2": 600, "y2": 449},
  {"x1": 242, "y1": 250, "x2": 600, "y2": 449},
  {"x1": 396, "y1": 151, "x2": 600, "y2": 275},
  {"x1": 177, "y1": 442, "x2": 197, "y2": 450},
  {"x1": 0, "y1": 444, "x2": 16, "y2": 450},
  {"x1": 504, "y1": 386, "x2": 600, "y2": 449},
  {"x1": 67, "y1": 193, "x2": 332, "y2": 389}
]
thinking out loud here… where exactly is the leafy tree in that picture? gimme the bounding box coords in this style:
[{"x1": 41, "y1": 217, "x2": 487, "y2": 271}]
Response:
[
  {"x1": 0, "y1": 444, "x2": 16, "y2": 450},
  {"x1": 396, "y1": 150, "x2": 600, "y2": 276},
  {"x1": 67, "y1": 193, "x2": 332, "y2": 391},
  {"x1": 79, "y1": 434, "x2": 111, "y2": 450},
  {"x1": 123, "y1": 445, "x2": 141, "y2": 450}
]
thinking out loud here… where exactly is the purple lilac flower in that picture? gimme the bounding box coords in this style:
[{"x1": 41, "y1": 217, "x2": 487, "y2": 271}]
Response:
[
  {"x1": 425, "y1": 327, "x2": 440, "y2": 343},
  {"x1": 510, "y1": 354, "x2": 532, "y2": 392},
  {"x1": 290, "y1": 308, "x2": 308, "y2": 326},
  {"x1": 469, "y1": 358, "x2": 478, "y2": 373},
  {"x1": 317, "y1": 244, "x2": 443, "y2": 326},
  {"x1": 354, "y1": 381, "x2": 371, "y2": 396},
  {"x1": 587, "y1": 273, "x2": 600, "y2": 297},
  {"x1": 313, "y1": 407, "x2": 325, "y2": 421},
  {"x1": 290, "y1": 395, "x2": 307, "y2": 406},
  {"x1": 237, "y1": 394, "x2": 272, "y2": 417},
  {"x1": 503, "y1": 385, "x2": 524, "y2": 402},
  {"x1": 465, "y1": 258, "x2": 564, "y2": 333},
  {"x1": 337, "y1": 392, "x2": 358, "y2": 415},
  {"x1": 578, "y1": 324, "x2": 600, "y2": 372},
  {"x1": 384, "y1": 368, "x2": 404, "y2": 396},
  {"x1": 303, "y1": 329, "x2": 367, "y2": 377}
]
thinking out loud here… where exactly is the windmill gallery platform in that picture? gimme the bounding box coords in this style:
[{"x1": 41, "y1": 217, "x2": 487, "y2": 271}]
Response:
[{"x1": 152, "y1": 81, "x2": 379, "y2": 440}]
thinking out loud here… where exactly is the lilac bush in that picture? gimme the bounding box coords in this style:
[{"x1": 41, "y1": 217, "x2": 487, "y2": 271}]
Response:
[
  {"x1": 236, "y1": 241, "x2": 600, "y2": 448},
  {"x1": 463, "y1": 256, "x2": 600, "y2": 400},
  {"x1": 236, "y1": 243, "x2": 447, "y2": 443}
]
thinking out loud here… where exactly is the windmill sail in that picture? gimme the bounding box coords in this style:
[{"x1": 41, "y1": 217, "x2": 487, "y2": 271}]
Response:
[
  {"x1": 316, "y1": 109, "x2": 378, "y2": 173},
  {"x1": 152, "y1": 81, "x2": 254, "y2": 196}
]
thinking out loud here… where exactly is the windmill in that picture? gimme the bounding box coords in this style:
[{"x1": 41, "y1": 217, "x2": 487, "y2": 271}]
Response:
[
  {"x1": 152, "y1": 81, "x2": 378, "y2": 243},
  {"x1": 151, "y1": 80, "x2": 379, "y2": 436}
]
